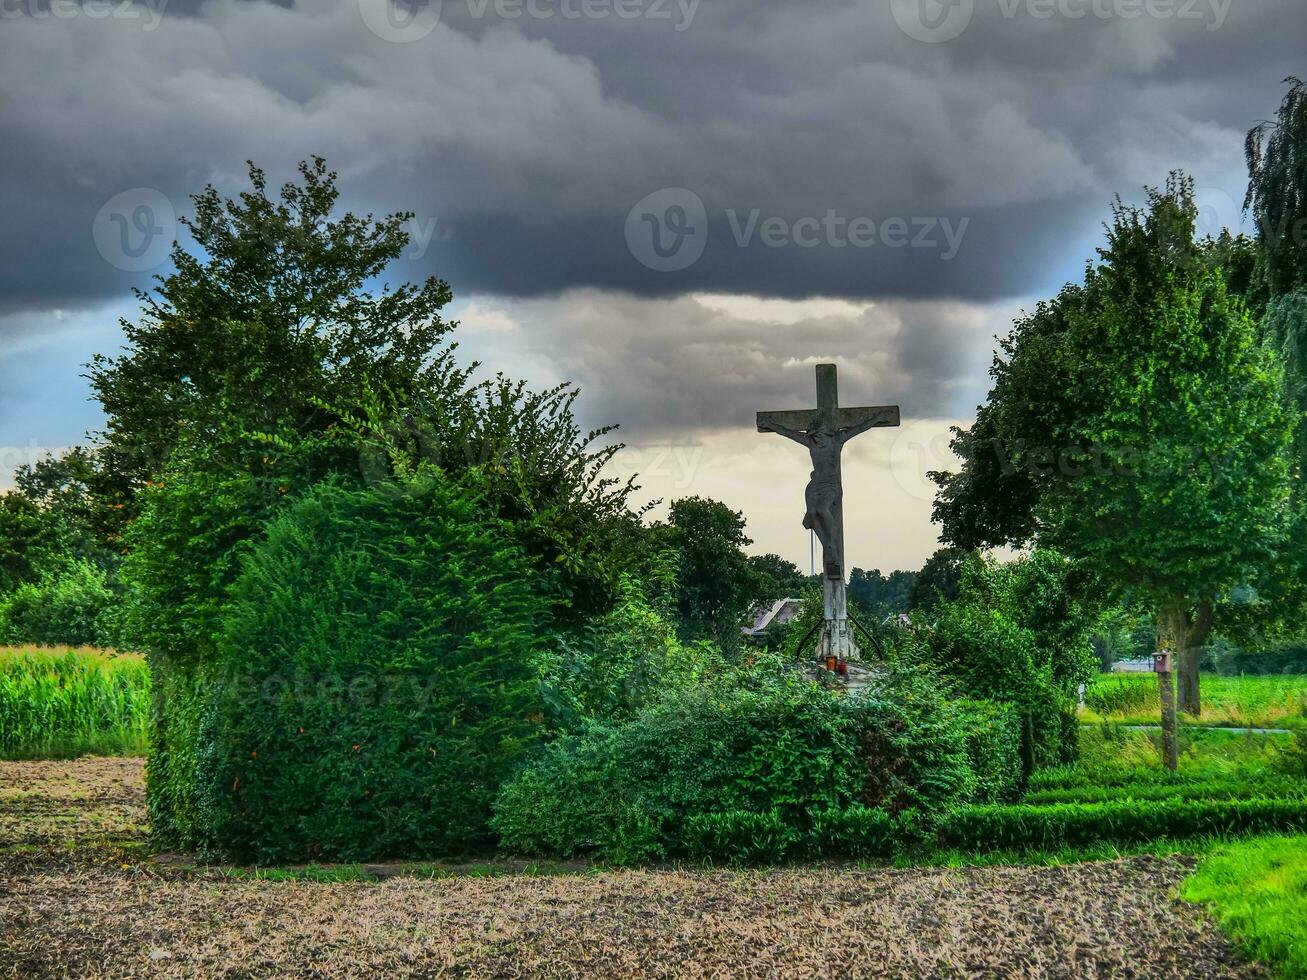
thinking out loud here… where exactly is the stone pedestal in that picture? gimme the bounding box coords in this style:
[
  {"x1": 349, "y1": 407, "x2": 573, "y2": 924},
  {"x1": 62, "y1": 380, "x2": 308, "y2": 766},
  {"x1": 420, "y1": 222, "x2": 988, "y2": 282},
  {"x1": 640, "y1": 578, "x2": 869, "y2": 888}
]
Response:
[{"x1": 818, "y1": 576, "x2": 859, "y2": 663}]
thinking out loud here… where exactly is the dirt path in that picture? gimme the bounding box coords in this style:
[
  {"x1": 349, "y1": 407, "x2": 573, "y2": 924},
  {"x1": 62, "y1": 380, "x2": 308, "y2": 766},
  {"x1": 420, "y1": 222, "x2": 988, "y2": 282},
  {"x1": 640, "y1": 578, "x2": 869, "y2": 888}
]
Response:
[{"x1": 0, "y1": 757, "x2": 1262, "y2": 979}]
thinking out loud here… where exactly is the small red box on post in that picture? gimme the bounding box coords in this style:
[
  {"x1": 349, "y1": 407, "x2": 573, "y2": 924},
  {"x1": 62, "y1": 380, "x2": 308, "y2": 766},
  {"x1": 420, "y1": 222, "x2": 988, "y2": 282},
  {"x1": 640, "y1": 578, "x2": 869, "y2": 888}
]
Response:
[{"x1": 1153, "y1": 651, "x2": 1173, "y2": 673}]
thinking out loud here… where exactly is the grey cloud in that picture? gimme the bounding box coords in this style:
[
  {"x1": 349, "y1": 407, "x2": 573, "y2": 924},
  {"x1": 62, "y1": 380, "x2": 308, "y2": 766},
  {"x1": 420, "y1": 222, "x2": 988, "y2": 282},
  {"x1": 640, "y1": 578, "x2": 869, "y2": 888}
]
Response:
[
  {"x1": 3, "y1": 0, "x2": 1299, "y2": 318},
  {"x1": 453, "y1": 290, "x2": 1020, "y2": 438}
]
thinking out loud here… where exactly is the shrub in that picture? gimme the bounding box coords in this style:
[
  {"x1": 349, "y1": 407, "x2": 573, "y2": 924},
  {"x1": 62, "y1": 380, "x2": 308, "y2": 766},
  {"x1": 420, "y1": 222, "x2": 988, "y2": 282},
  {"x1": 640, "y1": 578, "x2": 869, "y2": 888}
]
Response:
[
  {"x1": 912, "y1": 601, "x2": 1077, "y2": 768},
  {"x1": 851, "y1": 673, "x2": 978, "y2": 813},
  {"x1": 494, "y1": 679, "x2": 867, "y2": 863},
  {"x1": 192, "y1": 476, "x2": 551, "y2": 863},
  {"x1": 0, "y1": 559, "x2": 116, "y2": 648},
  {"x1": 684, "y1": 810, "x2": 805, "y2": 863},
  {"x1": 494, "y1": 670, "x2": 990, "y2": 863},
  {"x1": 536, "y1": 577, "x2": 726, "y2": 728}
]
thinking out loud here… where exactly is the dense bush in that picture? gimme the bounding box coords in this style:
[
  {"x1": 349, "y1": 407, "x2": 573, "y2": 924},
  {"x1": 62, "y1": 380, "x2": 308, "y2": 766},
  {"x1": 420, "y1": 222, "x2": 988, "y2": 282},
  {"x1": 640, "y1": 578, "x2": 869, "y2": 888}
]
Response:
[
  {"x1": 494, "y1": 671, "x2": 989, "y2": 863},
  {"x1": 191, "y1": 477, "x2": 551, "y2": 863},
  {"x1": 0, "y1": 559, "x2": 117, "y2": 648},
  {"x1": 494, "y1": 679, "x2": 868, "y2": 864},
  {"x1": 853, "y1": 674, "x2": 979, "y2": 813},
  {"x1": 954, "y1": 699, "x2": 1022, "y2": 804}
]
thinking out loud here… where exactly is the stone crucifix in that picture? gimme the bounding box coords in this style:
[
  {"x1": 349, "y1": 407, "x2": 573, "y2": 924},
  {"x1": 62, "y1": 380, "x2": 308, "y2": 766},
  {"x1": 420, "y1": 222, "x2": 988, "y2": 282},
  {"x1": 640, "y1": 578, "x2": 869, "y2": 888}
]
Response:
[{"x1": 757, "y1": 364, "x2": 899, "y2": 662}]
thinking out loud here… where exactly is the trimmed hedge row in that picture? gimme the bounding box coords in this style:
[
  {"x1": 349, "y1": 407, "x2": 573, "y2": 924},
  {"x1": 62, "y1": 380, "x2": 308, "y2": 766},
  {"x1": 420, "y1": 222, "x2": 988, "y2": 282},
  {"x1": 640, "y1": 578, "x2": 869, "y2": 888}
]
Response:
[
  {"x1": 647, "y1": 797, "x2": 1307, "y2": 863},
  {"x1": 933, "y1": 798, "x2": 1307, "y2": 852},
  {"x1": 1023, "y1": 776, "x2": 1307, "y2": 806}
]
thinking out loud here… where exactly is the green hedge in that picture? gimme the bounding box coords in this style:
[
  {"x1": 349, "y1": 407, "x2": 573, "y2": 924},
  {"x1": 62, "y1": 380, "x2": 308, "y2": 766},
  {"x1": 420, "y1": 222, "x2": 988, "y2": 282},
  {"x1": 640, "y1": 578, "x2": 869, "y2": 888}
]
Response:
[
  {"x1": 661, "y1": 798, "x2": 1307, "y2": 863},
  {"x1": 1023, "y1": 776, "x2": 1307, "y2": 806},
  {"x1": 192, "y1": 478, "x2": 551, "y2": 863},
  {"x1": 934, "y1": 798, "x2": 1307, "y2": 851},
  {"x1": 146, "y1": 655, "x2": 208, "y2": 849}
]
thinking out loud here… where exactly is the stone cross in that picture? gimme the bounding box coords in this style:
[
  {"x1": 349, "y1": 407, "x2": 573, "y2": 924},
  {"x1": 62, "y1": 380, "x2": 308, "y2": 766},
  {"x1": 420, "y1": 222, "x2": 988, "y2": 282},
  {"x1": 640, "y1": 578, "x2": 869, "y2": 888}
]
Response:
[{"x1": 757, "y1": 363, "x2": 899, "y2": 662}]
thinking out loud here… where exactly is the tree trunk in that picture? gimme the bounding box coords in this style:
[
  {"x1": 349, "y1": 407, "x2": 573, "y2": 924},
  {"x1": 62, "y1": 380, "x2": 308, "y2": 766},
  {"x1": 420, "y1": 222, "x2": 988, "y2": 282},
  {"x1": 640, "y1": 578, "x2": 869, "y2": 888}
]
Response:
[{"x1": 1159, "y1": 598, "x2": 1212, "y2": 717}]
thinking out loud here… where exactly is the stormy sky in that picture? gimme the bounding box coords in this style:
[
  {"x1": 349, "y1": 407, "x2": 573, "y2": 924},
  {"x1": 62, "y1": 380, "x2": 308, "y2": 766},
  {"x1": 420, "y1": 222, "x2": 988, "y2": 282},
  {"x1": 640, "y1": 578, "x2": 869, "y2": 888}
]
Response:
[{"x1": 1, "y1": 0, "x2": 1303, "y2": 571}]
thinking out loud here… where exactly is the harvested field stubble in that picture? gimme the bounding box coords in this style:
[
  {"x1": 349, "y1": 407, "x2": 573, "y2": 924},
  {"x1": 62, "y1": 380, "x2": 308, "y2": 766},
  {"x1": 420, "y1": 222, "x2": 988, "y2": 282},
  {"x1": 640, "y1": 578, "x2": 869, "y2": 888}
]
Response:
[
  {"x1": 1, "y1": 855, "x2": 1262, "y2": 977},
  {"x1": 0, "y1": 758, "x2": 1264, "y2": 978}
]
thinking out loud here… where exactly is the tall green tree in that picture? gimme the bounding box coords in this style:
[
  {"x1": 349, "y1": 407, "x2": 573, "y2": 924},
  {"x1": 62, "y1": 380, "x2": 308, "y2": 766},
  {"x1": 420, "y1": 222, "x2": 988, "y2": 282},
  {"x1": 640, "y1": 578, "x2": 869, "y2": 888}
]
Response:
[
  {"x1": 660, "y1": 496, "x2": 764, "y2": 651},
  {"x1": 933, "y1": 176, "x2": 1294, "y2": 714},
  {"x1": 1246, "y1": 77, "x2": 1307, "y2": 298}
]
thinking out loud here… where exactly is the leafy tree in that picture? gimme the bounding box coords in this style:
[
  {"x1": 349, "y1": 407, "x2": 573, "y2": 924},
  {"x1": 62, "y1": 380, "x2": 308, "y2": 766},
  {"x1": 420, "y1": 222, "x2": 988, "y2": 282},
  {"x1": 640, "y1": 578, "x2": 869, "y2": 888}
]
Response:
[
  {"x1": 932, "y1": 176, "x2": 1293, "y2": 714},
  {"x1": 747, "y1": 552, "x2": 809, "y2": 601},
  {"x1": 848, "y1": 567, "x2": 916, "y2": 619},
  {"x1": 653, "y1": 496, "x2": 770, "y2": 651},
  {"x1": 0, "y1": 494, "x2": 53, "y2": 596},
  {"x1": 0, "y1": 447, "x2": 117, "y2": 598},
  {"x1": 909, "y1": 547, "x2": 970, "y2": 612},
  {"x1": 1246, "y1": 77, "x2": 1307, "y2": 297}
]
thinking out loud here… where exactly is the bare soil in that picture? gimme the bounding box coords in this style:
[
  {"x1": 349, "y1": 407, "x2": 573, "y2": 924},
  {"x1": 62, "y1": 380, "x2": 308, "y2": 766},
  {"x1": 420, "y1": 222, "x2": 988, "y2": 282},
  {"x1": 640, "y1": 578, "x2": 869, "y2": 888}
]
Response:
[{"x1": 0, "y1": 757, "x2": 1262, "y2": 978}]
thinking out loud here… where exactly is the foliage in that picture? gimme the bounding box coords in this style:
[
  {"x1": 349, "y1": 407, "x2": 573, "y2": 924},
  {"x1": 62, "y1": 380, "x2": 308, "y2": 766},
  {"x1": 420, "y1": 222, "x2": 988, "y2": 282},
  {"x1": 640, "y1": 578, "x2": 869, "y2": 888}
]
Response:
[
  {"x1": 897, "y1": 552, "x2": 1098, "y2": 768},
  {"x1": 954, "y1": 699, "x2": 1023, "y2": 804},
  {"x1": 747, "y1": 553, "x2": 810, "y2": 602},
  {"x1": 97, "y1": 161, "x2": 641, "y2": 844},
  {"x1": 1183, "y1": 835, "x2": 1307, "y2": 980},
  {"x1": 534, "y1": 576, "x2": 727, "y2": 727},
  {"x1": 493, "y1": 670, "x2": 995, "y2": 864},
  {"x1": 908, "y1": 548, "x2": 968, "y2": 611},
  {"x1": 853, "y1": 672, "x2": 980, "y2": 812},
  {"x1": 0, "y1": 647, "x2": 149, "y2": 758},
  {"x1": 87, "y1": 158, "x2": 459, "y2": 512},
  {"x1": 193, "y1": 477, "x2": 550, "y2": 862},
  {"x1": 656, "y1": 496, "x2": 768, "y2": 651},
  {"x1": 1246, "y1": 77, "x2": 1307, "y2": 297}
]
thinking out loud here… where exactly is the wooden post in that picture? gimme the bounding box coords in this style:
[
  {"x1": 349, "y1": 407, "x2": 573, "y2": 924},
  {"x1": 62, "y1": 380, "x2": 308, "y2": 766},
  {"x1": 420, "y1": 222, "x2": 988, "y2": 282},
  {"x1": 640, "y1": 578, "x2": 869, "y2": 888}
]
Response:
[{"x1": 1155, "y1": 648, "x2": 1178, "y2": 771}]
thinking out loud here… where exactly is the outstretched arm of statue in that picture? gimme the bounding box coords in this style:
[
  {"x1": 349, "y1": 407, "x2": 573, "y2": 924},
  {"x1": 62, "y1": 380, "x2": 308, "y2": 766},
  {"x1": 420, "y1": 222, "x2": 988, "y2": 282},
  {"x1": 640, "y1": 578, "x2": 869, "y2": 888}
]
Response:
[
  {"x1": 839, "y1": 413, "x2": 891, "y2": 441},
  {"x1": 758, "y1": 420, "x2": 809, "y2": 445}
]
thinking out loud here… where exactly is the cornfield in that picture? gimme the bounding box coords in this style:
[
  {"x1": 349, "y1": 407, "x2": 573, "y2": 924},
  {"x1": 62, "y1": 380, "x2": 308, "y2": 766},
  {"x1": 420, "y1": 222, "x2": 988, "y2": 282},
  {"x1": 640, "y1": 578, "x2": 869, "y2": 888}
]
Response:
[{"x1": 0, "y1": 646, "x2": 150, "y2": 758}]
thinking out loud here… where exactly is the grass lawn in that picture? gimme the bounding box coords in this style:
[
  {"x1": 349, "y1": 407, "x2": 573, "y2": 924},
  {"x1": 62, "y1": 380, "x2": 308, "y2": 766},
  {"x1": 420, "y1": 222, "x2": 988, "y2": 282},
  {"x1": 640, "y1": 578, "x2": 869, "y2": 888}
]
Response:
[
  {"x1": 1083, "y1": 672, "x2": 1307, "y2": 730},
  {"x1": 1182, "y1": 835, "x2": 1307, "y2": 979}
]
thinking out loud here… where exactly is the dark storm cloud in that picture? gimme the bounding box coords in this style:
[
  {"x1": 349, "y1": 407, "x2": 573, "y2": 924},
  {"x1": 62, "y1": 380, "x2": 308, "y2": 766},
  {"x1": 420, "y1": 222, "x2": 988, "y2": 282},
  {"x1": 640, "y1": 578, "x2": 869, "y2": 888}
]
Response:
[{"x1": 2, "y1": 0, "x2": 1302, "y2": 317}]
